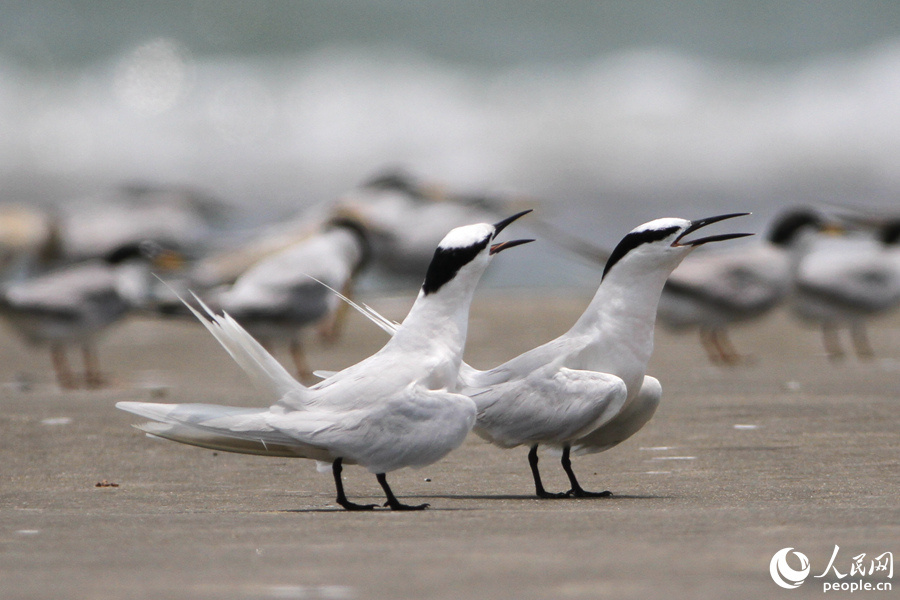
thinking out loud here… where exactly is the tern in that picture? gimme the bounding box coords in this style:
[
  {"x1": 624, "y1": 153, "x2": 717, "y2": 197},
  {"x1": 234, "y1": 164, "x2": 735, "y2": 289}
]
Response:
[
  {"x1": 790, "y1": 218, "x2": 900, "y2": 360},
  {"x1": 658, "y1": 209, "x2": 831, "y2": 364},
  {"x1": 0, "y1": 242, "x2": 182, "y2": 388},
  {"x1": 340, "y1": 214, "x2": 751, "y2": 498},
  {"x1": 333, "y1": 171, "x2": 507, "y2": 277},
  {"x1": 60, "y1": 183, "x2": 220, "y2": 261},
  {"x1": 117, "y1": 211, "x2": 532, "y2": 511},
  {"x1": 463, "y1": 214, "x2": 751, "y2": 497},
  {"x1": 209, "y1": 218, "x2": 370, "y2": 381}
]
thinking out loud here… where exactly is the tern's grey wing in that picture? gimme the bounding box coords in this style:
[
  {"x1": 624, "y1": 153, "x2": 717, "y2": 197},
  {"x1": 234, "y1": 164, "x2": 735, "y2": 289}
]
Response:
[
  {"x1": 274, "y1": 383, "x2": 476, "y2": 474},
  {"x1": 221, "y1": 280, "x2": 334, "y2": 325},
  {"x1": 469, "y1": 367, "x2": 628, "y2": 448},
  {"x1": 461, "y1": 335, "x2": 586, "y2": 389},
  {"x1": 2, "y1": 262, "x2": 119, "y2": 313},
  {"x1": 665, "y1": 246, "x2": 790, "y2": 314},
  {"x1": 571, "y1": 375, "x2": 662, "y2": 455},
  {"x1": 0, "y1": 262, "x2": 132, "y2": 341}
]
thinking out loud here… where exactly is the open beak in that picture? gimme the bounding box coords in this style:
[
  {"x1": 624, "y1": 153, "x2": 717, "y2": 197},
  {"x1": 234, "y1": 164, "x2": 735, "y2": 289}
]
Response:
[
  {"x1": 490, "y1": 209, "x2": 534, "y2": 254},
  {"x1": 490, "y1": 238, "x2": 534, "y2": 255},
  {"x1": 674, "y1": 212, "x2": 754, "y2": 247}
]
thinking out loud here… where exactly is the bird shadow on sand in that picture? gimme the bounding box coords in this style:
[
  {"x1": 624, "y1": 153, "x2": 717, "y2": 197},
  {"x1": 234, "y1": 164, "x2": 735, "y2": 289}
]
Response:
[
  {"x1": 382, "y1": 492, "x2": 675, "y2": 502},
  {"x1": 274, "y1": 492, "x2": 674, "y2": 512},
  {"x1": 279, "y1": 506, "x2": 472, "y2": 513}
]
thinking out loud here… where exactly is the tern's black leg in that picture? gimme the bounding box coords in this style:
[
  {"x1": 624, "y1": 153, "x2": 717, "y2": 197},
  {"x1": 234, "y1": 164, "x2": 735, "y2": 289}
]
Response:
[
  {"x1": 561, "y1": 446, "x2": 611, "y2": 498},
  {"x1": 376, "y1": 473, "x2": 429, "y2": 510},
  {"x1": 528, "y1": 445, "x2": 569, "y2": 499},
  {"x1": 332, "y1": 458, "x2": 377, "y2": 511}
]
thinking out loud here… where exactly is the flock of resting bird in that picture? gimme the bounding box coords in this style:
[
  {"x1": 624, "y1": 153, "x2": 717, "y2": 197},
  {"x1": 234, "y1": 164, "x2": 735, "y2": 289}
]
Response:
[{"x1": 3, "y1": 171, "x2": 900, "y2": 510}]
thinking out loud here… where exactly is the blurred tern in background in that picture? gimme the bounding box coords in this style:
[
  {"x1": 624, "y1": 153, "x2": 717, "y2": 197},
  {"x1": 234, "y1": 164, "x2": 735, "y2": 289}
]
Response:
[
  {"x1": 186, "y1": 204, "x2": 335, "y2": 291},
  {"x1": 658, "y1": 209, "x2": 832, "y2": 364},
  {"x1": 790, "y1": 218, "x2": 900, "y2": 360},
  {"x1": 187, "y1": 170, "x2": 514, "y2": 290},
  {"x1": 0, "y1": 241, "x2": 183, "y2": 388},
  {"x1": 117, "y1": 211, "x2": 532, "y2": 511},
  {"x1": 208, "y1": 218, "x2": 370, "y2": 381},
  {"x1": 332, "y1": 170, "x2": 516, "y2": 277},
  {"x1": 337, "y1": 169, "x2": 620, "y2": 279},
  {"x1": 59, "y1": 183, "x2": 222, "y2": 262}
]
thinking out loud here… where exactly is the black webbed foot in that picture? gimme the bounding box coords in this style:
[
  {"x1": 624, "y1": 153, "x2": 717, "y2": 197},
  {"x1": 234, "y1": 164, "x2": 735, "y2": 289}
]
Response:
[
  {"x1": 337, "y1": 499, "x2": 378, "y2": 511},
  {"x1": 383, "y1": 500, "x2": 430, "y2": 511},
  {"x1": 566, "y1": 487, "x2": 612, "y2": 498},
  {"x1": 377, "y1": 473, "x2": 429, "y2": 511},
  {"x1": 536, "y1": 489, "x2": 570, "y2": 499},
  {"x1": 560, "y1": 446, "x2": 612, "y2": 499}
]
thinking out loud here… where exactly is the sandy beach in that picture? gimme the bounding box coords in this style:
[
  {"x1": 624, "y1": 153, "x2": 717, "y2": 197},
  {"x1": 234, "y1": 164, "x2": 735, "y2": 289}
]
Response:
[{"x1": 1, "y1": 292, "x2": 898, "y2": 599}]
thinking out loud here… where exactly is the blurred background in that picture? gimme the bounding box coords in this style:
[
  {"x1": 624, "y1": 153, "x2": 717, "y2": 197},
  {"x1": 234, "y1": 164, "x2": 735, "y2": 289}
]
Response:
[{"x1": 3, "y1": 1, "x2": 900, "y2": 266}]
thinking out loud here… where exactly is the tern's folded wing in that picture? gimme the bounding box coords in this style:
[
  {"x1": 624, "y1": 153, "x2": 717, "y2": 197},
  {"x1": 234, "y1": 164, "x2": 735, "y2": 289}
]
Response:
[
  {"x1": 665, "y1": 247, "x2": 790, "y2": 313},
  {"x1": 275, "y1": 384, "x2": 476, "y2": 474},
  {"x1": 571, "y1": 375, "x2": 662, "y2": 455},
  {"x1": 470, "y1": 368, "x2": 628, "y2": 448}
]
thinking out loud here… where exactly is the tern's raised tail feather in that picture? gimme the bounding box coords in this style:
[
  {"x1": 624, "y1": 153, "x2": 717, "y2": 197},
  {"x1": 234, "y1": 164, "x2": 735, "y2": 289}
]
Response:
[{"x1": 185, "y1": 293, "x2": 305, "y2": 402}]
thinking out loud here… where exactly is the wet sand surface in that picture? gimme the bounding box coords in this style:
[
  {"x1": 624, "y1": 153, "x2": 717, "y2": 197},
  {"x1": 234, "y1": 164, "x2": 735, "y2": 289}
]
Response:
[{"x1": 1, "y1": 293, "x2": 898, "y2": 599}]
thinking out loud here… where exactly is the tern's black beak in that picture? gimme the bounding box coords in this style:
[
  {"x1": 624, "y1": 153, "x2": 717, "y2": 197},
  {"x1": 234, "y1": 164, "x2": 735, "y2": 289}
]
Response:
[
  {"x1": 490, "y1": 238, "x2": 534, "y2": 255},
  {"x1": 490, "y1": 209, "x2": 534, "y2": 254},
  {"x1": 674, "y1": 212, "x2": 754, "y2": 247},
  {"x1": 492, "y1": 209, "x2": 533, "y2": 238}
]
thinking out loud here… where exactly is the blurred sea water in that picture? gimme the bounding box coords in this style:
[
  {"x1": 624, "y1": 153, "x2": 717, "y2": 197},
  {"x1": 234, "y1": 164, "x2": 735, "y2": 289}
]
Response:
[{"x1": 2, "y1": 1, "x2": 900, "y2": 286}]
